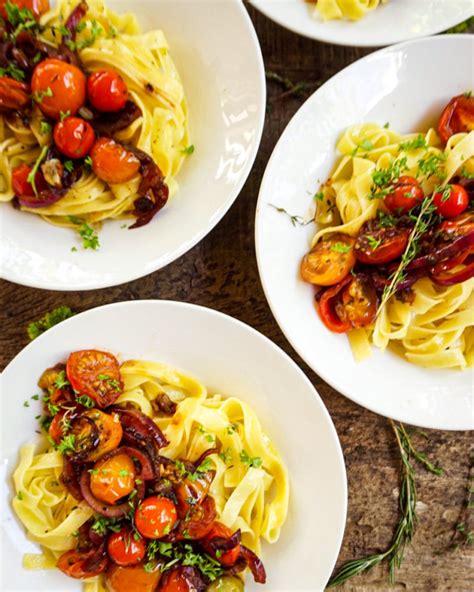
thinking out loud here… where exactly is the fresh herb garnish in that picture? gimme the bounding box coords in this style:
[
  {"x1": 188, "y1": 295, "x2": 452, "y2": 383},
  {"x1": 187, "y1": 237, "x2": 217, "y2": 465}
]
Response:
[
  {"x1": 33, "y1": 86, "x2": 53, "y2": 104},
  {"x1": 54, "y1": 370, "x2": 70, "y2": 389},
  {"x1": 399, "y1": 134, "x2": 427, "y2": 151},
  {"x1": 331, "y1": 242, "x2": 352, "y2": 254},
  {"x1": 27, "y1": 306, "x2": 75, "y2": 340},
  {"x1": 239, "y1": 450, "x2": 263, "y2": 468},
  {"x1": 269, "y1": 204, "x2": 312, "y2": 227},
  {"x1": 366, "y1": 235, "x2": 382, "y2": 250},
  {"x1": 39, "y1": 120, "x2": 52, "y2": 135},
  {"x1": 27, "y1": 145, "x2": 49, "y2": 195},
  {"x1": 417, "y1": 152, "x2": 447, "y2": 179},
  {"x1": 56, "y1": 434, "x2": 76, "y2": 455},
  {"x1": 68, "y1": 216, "x2": 100, "y2": 250},
  {"x1": 60, "y1": 110, "x2": 71, "y2": 121},
  {"x1": 0, "y1": 63, "x2": 25, "y2": 81},
  {"x1": 76, "y1": 19, "x2": 103, "y2": 49},
  {"x1": 218, "y1": 447, "x2": 233, "y2": 465},
  {"x1": 76, "y1": 395, "x2": 95, "y2": 408},
  {"x1": 91, "y1": 516, "x2": 122, "y2": 536},
  {"x1": 181, "y1": 145, "x2": 195, "y2": 156},
  {"x1": 63, "y1": 160, "x2": 74, "y2": 173}
]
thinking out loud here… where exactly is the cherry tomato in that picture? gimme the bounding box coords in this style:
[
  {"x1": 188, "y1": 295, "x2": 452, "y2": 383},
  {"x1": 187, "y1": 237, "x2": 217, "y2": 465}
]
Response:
[
  {"x1": 336, "y1": 275, "x2": 378, "y2": 329},
  {"x1": 0, "y1": 0, "x2": 49, "y2": 19},
  {"x1": 106, "y1": 564, "x2": 163, "y2": 592},
  {"x1": 57, "y1": 548, "x2": 108, "y2": 579},
  {"x1": 53, "y1": 117, "x2": 95, "y2": 159},
  {"x1": 438, "y1": 94, "x2": 474, "y2": 144},
  {"x1": 82, "y1": 409, "x2": 123, "y2": 462},
  {"x1": 87, "y1": 69, "x2": 128, "y2": 112},
  {"x1": 433, "y1": 184, "x2": 469, "y2": 219},
  {"x1": 174, "y1": 495, "x2": 216, "y2": 540},
  {"x1": 90, "y1": 454, "x2": 136, "y2": 505},
  {"x1": 201, "y1": 522, "x2": 240, "y2": 567},
  {"x1": 174, "y1": 470, "x2": 213, "y2": 517},
  {"x1": 135, "y1": 496, "x2": 178, "y2": 539},
  {"x1": 48, "y1": 410, "x2": 70, "y2": 444},
  {"x1": 66, "y1": 350, "x2": 123, "y2": 408},
  {"x1": 301, "y1": 233, "x2": 356, "y2": 286},
  {"x1": 0, "y1": 76, "x2": 30, "y2": 111},
  {"x1": 31, "y1": 58, "x2": 86, "y2": 120},
  {"x1": 90, "y1": 138, "x2": 140, "y2": 184},
  {"x1": 159, "y1": 568, "x2": 195, "y2": 592},
  {"x1": 318, "y1": 277, "x2": 352, "y2": 333},
  {"x1": 107, "y1": 527, "x2": 146, "y2": 566},
  {"x1": 12, "y1": 163, "x2": 47, "y2": 197},
  {"x1": 438, "y1": 211, "x2": 474, "y2": 239},
  {"x1": 355, "y1": 224, "x2": 409, "y2": 265},
  {"x1": 384, "y1": 176, "x2": 424, "y2": 214}
]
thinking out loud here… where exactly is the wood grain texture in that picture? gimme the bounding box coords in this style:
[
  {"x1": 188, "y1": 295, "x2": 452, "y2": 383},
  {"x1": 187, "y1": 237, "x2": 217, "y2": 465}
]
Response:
[{"x1": 0, "y1": 4, "x2": 472, "y2": 590}]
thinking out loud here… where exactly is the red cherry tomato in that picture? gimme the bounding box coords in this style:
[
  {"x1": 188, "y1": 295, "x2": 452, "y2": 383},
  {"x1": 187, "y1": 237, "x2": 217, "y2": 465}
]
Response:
[
  {"x1": 90, "y1": 138, "x2": 140, "y2": 184},
  {"x1": 159, "y1": 567, "x2": 196, "y2": 592},
  {"x1": 438, "y1": 211, "x2": 474, "y2": 239},
  {"x1": 0, "y1": 0, "x2": 49, "y2": 19},
  {"x1": 384, "y1": 176, "x2": 424, "y2": 214},
  {"x1": 105, "y1": 564, "x2": 163, "y2": 592},
  {"x1": 48, "y1": 411, "x2": 70, "y2": 444},
  {"x1": 201, "y1": 522, "x2": 240, "y2": 567},
  {"x1": 107, "y1": 527, "x2": 146, "y2": 566},
  {"x1": 134, "y1": 496, "x2": 178, "y2": 539},
  {"x1": 31, "y1": 58, "x2": 86, "y2": 120},
  {"x1": 66, "y1": 350, "x2": 123, "y2": 408},
  {"x1": 437, "y1": 94, "x2": 474, "y2": 144},
  {"x1": 318, "y1": 277, "x2": 352, "y2": 333},
  {"x1": 337, "y1": 275, "x2": 378, "y2": 329},
  {"x1": 174, "y1": 495, "x2": 217, "y2": 540},
  {"x1": 355, "y1": 223, "x2": 409, "y2": 265},
  {"x1": 433, "y1": 184, "x2": 469, "y2": 219},
  {"x1": 57, "y1": 548, "x2": 108, "y2": 579},
  {"x1": 12, "y1": 163, "x2": 47, "y2": 197},
  {"x1": 53, "y1": 117, "x2": 95, "y2": 159},
  {"x1": 87, "y1": 69, "x2": 128, "y2": 112}
]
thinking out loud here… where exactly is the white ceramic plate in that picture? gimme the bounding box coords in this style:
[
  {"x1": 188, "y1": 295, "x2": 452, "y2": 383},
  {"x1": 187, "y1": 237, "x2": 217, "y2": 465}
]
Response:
[
  {"x1": 250, "y1": 0, "x2": 473, "y2": 47},
  {"x1": 255, "y1": 35, "x2": 474, "y2": 431},
  {"x1": 0, "y1": 300, "x2": 347, "y2": 591},
  {"x1": 0, "y1": 0, "x2": 265, "y2": 290}
]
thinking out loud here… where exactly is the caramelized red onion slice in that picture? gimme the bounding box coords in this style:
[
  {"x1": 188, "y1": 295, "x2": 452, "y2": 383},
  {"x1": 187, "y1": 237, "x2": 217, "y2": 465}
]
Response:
[
  {"x1": 81, "y1": 543, "x2": 109, "y2": 576},
  {"x1": 407, "y1": 230, "x2": 474, "y2": 271},
  {"x1": 430, "y1": 259, "x2": 474, "y2": 286},
  {"x1": 60, "y1": 456, "x2": 84, "y2": 501},
  {"x1": 92, "y1": 101, "x2": 142, "y2": 134},
  {"x1": 193, "y1": 447, "x2": 219, "y2": 470},
  {"x1": 79, "y1": 471, "x2": 145, "y2": 517},
  {"x1": 239, "y1": 545, "x2": 266, "y2": 584},
  {"x1": 205, "y1": 529, "x2": 241, "y2": 554},
  {"x1": 112, "y1": 407, "x2": 169, "y2": 449}
]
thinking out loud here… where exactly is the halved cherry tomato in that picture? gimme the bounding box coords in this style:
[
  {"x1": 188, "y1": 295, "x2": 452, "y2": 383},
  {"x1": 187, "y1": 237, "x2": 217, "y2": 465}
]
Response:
[
  {"x1": 135, "y1": 496, "x2": 178, "y2": 539},
  {"x1": 336, "y1": 275, "x2": 378, "y2": 329},
  {"x1": 174, "y1": 470, "x2": 213, "y2": 517},
  {"x1": 384, "y1": 176, "x2": 424, "y2": 214},
  {"x1": 433, "y1": 184, "x2": 469, "y2": 219},
  {"x1": 90, "y1": 454, "x2": 136, "y2": 504},
  {"x1": 0, "y1": 76, "x2": 30, "y2": 111},
  {"x1": 0, "y1": 0, "x2": 49, "y2": 19},
  {"x1": 31, "y1": 59, "x2": 86, "y2": 120},
  {"x1": 49, "y1": 410, "x2": 70, "y2": 444},
  {"x1": 438, "y1": 94, "x2": 474, "y2": 144},
  {"x1": 202, "y1": 522, "x2": 240, "y2": 567},
  {"x1": 355, "y1": 223, "x2": 409, "y2": 265},
  {"x1": 159, "y1": 567, "x2": 195, "y2": 592},
  {"x1": 82, "y1": 409, "x2": 123, "y2": 461},
  {"x1": 438, "y1": 211, "x2": 474, "y2": 239},
  {"x1": 174, "y1": 495, "x2": 216, "y2": 540},
  {"x1": 87, "y1": 69, "x2": 128, "y2": 113},
  {"x1": 53, "y1": 117, "x2": 95, "y2": 159},
  {"x1": 106, "y1": 563, "x2": 163, "y2": 592},
  {"x1": 318, "y1": 277, "x2": 352, "y2": 333},
  {"x1": 107, "y1": 527, "x2": 146, "y2": 566},
  {"x1": 12, "y1": 163, "x2": 47, "y2": 197},
  {"x1": 301, "y1": 233, "x2": 356, "y2": 286},
  {"x1": 431, "y1": 251, "x2": 472, "y2": 283},
  {"x1": 66, "y1": 350, "x2": 123, "y2": 408},
  {"x1": 57, "y1": 548, "x2": 108, "y2": 579},
  {"x1": 90, "y1": 137, "x2": 140, "y2": 184}
]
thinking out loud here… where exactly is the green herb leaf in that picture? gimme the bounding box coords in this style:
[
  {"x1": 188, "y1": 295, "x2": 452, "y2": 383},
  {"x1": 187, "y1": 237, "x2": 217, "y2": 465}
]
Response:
[
  {"x1": 399, "y1": 134, "x2": 427, "y2": 151},
  {"x1": 27, "y1": 306, "x2": 75, "y2": 340},
  {"x1": 331, "y1": 242, "x2": 352, "y2": 254},
  {"x1": 68, "y1": 216, "x2": 100, "y2": 250},
  {"x1": 239, "y1": 449, "x2": 263, "y2": 468},
  {"x1": 26, "y1": 145, "x2": 49, "y2": 196},
  {"x1": 181, "y1": 144, "x2": 195, "y2": 156},
  {"x1": 0, "y1": 63, "x2": 25, "y2": 81}
]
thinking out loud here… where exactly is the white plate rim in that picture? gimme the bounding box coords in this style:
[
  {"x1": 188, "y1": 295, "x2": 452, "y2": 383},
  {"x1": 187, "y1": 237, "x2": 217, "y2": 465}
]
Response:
[{"x1": 255, "y1": 34, "x2": 474, "y2": 431}]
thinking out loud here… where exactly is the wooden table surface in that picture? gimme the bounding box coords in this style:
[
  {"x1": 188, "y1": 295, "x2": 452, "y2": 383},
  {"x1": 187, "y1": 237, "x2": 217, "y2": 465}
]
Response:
[{"x1": 1, "y1": 4, "x2": 472, "y2": 591}]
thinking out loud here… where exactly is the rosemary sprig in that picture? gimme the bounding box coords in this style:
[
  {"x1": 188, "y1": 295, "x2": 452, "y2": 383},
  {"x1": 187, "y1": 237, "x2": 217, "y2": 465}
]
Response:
[
  {"x1": 269, "y1": 203, "x2": 313, "y2": 227},
  {"x1": 265, "y1": 70, "x2": 321, "y2": 100},
  {"x1": 327, "y1": 420, "x2": 442, "y2": 588},
  {"x1": 376, "y1": 197, "x2": 437, "y2": 316},
  {"x1": 447, "y1": 461, "x2": 473, "y2": 552}
]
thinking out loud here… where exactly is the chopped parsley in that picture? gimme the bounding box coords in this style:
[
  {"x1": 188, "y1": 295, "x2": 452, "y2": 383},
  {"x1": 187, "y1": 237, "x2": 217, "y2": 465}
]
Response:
[
  {"x1": 460, "y1": 167, "x2": 474, "y2": 180},
  {"x1": 33, "y1": 86, "x2": 53, "y2": 104},
  {"x1": 56, "y1": 434, "x2": 76, "y2": 455},
  {"x1": 218, "y1": 447, "x2": 233, "y2": 465},
  {"x1": 76, "y1": 395, "x2": 95, "y2": 408},
  {"x1": 366, "y1": 235, "x2": 382, "y2": 250},
  {"x1": 147, "y1": 541, "x2": 223, "y2": 580},
  {"x1": 17, "y1": 491, "x2": 24, "y2": 500},
  {"x1": 0, "y1": 63, "x2": 25, "y2": 81},
  {"x1": 64, "y1": 160, "x2": 74, "y2": 173},
  {"x1": 314, "y1": 191, "x2": 324, "y2": 202},
  {"x1": 226, "y1": 423, "x2": 238, "y2": 435},
  {"x1": 416, "y1": 152, "x2": 447, "y2": 179},
  {"x1": 68, "y1": 216, "x2": 100, "y2": 250},
  {"x1": 77, "y1": 19, "x2": 103, "y2": 49},
  {"x1": 239, "y1": 449, "x2": 263, "y2": 468},
  {"x1": 91, "y1": 516, "x2": 122, "y2": 536},
  {"x1": 181, "y1": 145, "x2": 195, "y2": 156},
  {"x1": 331, "y1": 242, "x2": 351, "y2": 254},
  {"x1": 39, "y1": 120, "x2": 52, "y2": 135},
  {"x1": 97, "y1": 374, "x2": 121, "y2": 391},
  {"x1": 27, "y1": 145, "x2": 49, "y2": 195},
  {"x1": 54, "y1": 370, "x2": 70, "y2": 389},
  {"x1": 84, "y1": 155, "x2": 93, "y2": 169},
  {"x1": 119, "y1": 469, "x2": 129, "y2": 477},
  {"x1": 399, "y1": 134, "x2": 427, "y2": 151},
  {"x1": 27, "y1": 306, "x2": 75, "y2": 340}
]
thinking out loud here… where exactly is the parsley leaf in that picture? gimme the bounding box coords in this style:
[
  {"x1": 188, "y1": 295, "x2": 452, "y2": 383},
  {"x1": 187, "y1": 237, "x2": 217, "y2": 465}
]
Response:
[
  {"x1": 0, "y1": 63, "x2": 25, "y2": 81},
  {"x1": 399, "y1": 134, "x2": 427, "y2": 151},
  {"x1": 331, "y1": 242, "x2": 352, "y2": 254},
  {"x1": 27, "y1": 306, "x2": 75, "y2": 340},
  {"x1": 181, "y1": 144, "x2": 195, "y2": 156},
  {"x1": 240, "y1": 449, "x2": 263, "y2": 468},
  {"x1": 68, "y1": 216, "x2": 100, "y2": 250}
]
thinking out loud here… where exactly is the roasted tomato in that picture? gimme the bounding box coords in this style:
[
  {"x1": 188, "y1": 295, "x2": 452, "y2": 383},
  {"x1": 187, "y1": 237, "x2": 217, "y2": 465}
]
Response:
[
  {"x1": 57, "y1": 547, "x2": 108, "y2": 579},
  {"x1": 438, "y1": 94, "x2": 474, "y2": 144},
  {"x1": 174, "y1": 495, "x2": 216, "y2": 540},
  {"x1": 0, "y1": 0, "x2": 50, "y2": 19},
  {"x1": 87, "y1": 69, "x2": 128, "y2": 112},
  {"x1": 300, "y1": 233, "x2": 356, "y2": 286},
  {"x1": 201, "y1": 522, "x2": 241, "y2": 567},
  {"x1": 135, "y1": 496, "x2": 178, "y2": 539},
  {"x1": 53, "y1": 117, "x2": 95, "y2": 159},
  {"x1": 159, "y1": 567, "x2": 204, "y2": 592},
  {"x1": 0, "y1": 76, "x2": 30, "y2": 111},
  {"x1": 336, "y1": 275, "x2": 378, "y2": 329},
  {"x1": 107, "y1": 527, "x2": 146, "y2": 566},
  {"x1": 90, "y1": 453, "x2": 136, "y2": 505},
  {"x1": 90, "y1": 138, "x2": 140, "y2": 184},
  {"x1": 66, "y1": 350, "x2": 123, "y2": 408},
  {"x1": 438, "y1": 211, "x2": 474, "y2": 239},
  {"x1": 433, "y1": 184, "x2": 469, "y2": 219},
  {"x1": 12, "y1": 163, "x2": 47, "y2": 197},
  {"x1": 383, "y1": 176, "x2": 424, "y2": 214},
  {"x1": 318, "y1": 277, "x2": 352, "y2": 333},
  {"x1": 31, "y1": 59, "x2": 86, "y2": 120},
  {"x1": 82, "y1": 409, "x2": 123, "y2": 461},
  {"x1": 355, "y1": 223, "x2": 409, "y2": 265},
  {"x1": 174, "y1": 470, "x2": 213, "y2": 517},
  {"x1": 106, "y1": 563, "x2": 163, "y2": 592},
  {"x1": 48, "y1": 410, "x2": 70, "y2": 444}
]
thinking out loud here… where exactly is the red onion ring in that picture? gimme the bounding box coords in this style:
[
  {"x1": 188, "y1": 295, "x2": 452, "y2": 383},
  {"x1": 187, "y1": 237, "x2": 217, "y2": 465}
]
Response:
[
  {"x1": 407, "y1": 230, "x2": 474, "y2": 271},
  {"x1": 79, "y1": 471, "x2": 145, "y2": 517},
  {"x1": 430, "y1": 259, "x2": 474, "y2": 286},
  {"x1": 112, "y1": 407, "x2": 168, "y2": 449},
  {"x1": 60, "y1": 457, "x2": 84, "y2": 501}
]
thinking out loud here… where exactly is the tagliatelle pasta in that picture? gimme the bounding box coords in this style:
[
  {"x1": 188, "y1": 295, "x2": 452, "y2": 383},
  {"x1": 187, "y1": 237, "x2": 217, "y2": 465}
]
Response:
[
  {"x1": 311, "y1": 0, "x2": 388, "y2": 21},
  {"x1": 13, "y1": 356, "x2": 289, "y2": 592}
]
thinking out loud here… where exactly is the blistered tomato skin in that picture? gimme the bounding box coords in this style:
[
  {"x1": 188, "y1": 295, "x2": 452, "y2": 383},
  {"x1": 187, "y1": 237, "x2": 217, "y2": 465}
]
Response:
[
  {"x1": 433, "y1": 184, "x2": 469, "y2": 219},
  {"x1": 90, "y1": 138, "x2": 140, "y2": 184},
  {"x1": 54, "y1": 117, "x2": 95, "y2": 159},
  {"x1": 90, "y1": 454, "x2": 136, "y2": 505},
  {"x1": 87, "y1": 70, "x2": 128, "y2": 112},
  {"x1": 134, "y1": 496, "x2": 178, "y2": 539},
  {"x1": 107, "y1": 527, "x2": 146, "y2": 566},
  {"x1": 31, "y1": 59, "x2": 86, "y2": 120},
  {"x1": 384, "y1": 176, "x2": 424, "y2": 214}
]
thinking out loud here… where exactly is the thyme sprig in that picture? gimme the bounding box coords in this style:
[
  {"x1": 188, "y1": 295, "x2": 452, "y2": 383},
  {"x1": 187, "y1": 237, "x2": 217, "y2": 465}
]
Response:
[
  {"x1": 327, "y1": 420, "x2": 443, "y2": 588},
  {"x1": 447, "y1": 460, "x2": 473, "y2": 552},
  {"x1": 269, "y1": 203, "x2": 313, "y2": 227},
  {"x1": 376, "y1": 196, "x2": 437, "y2": 316},
  {"x1": 265, "y1": 70, "x2": 321, "y2": 101}
]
